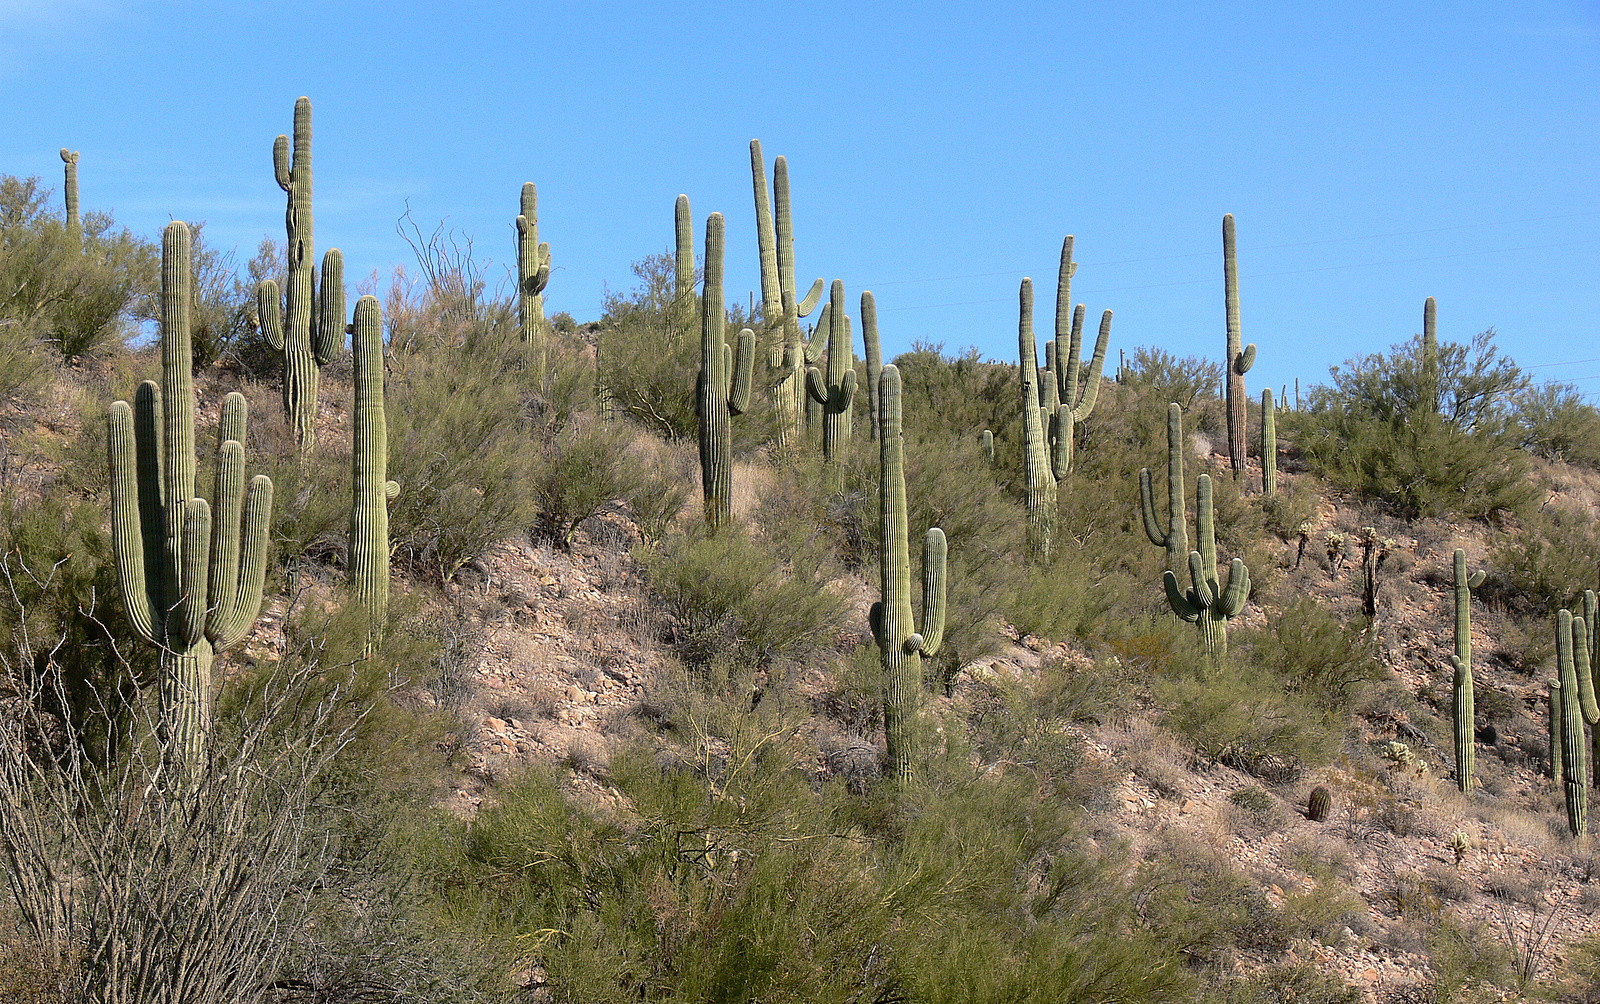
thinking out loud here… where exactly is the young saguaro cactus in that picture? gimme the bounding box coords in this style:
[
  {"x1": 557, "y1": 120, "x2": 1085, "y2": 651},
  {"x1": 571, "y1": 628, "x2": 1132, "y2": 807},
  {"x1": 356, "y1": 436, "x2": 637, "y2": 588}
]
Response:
[
  {"x1": 517, "y1": 182, "x2": 553, "y2": 367},
  {"x1": 674, "y1": 194, "x2": 695, "y2": 304},
  {"x1": 1261, "y1": 388, "x2": 1277, "y2": 496},
  {"x1": 862, "y1": 291, "x2": 884, "y2": 441},
  {"x1": 1222, "y1": 214, "x2": 1257, "y2": 481},
  {"x1": 806, "y1": 280, "x2": 856, "y2": 464},
  {"x1": 349, "y1": 295, "x2": 398, "y2": 654},
  {"x1": 1162, "y1": 474, "x2": 1251, "y2": 655},
  {"x1": 695, "y1": 212, "x2": 755, "y2": 531},
  {"x1": 1018, "y1": 278, "x2": 1058, "y2": 561},
  {"x1": 1450, "y1": 549, "x2": 1487, "y2": 792},
  {"x1": 258, "y1": 96, "x2": 344, "y2": 455},
  {"x1": 873, "y1": 364, "x2": 947, "y2": 785},
  {"x1": 751, "y1": 141, "x2": 825, "y2": 449},
  {"x1": 59, "y1": 148, "x2": 80, "y2": 239},
  {"x1": 1422, "y1": 296, "x2": 1440, "y2": 417},
  {"x1": 1140, "y1": 403, "x2": 1190, "y2": 575},
  {"x1": 108, "y1": 222, "x2": 273, "y2": 770},
  {"x1": 1559, "y1": 611, "x2": 1590, "y2": 837}
]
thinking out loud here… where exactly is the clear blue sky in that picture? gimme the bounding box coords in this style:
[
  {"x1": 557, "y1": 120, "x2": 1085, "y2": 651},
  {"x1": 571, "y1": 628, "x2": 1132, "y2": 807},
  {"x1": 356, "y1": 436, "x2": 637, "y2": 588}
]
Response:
[{"x1": 3, "y1": 1, "x2": 1597, "y2": 400}]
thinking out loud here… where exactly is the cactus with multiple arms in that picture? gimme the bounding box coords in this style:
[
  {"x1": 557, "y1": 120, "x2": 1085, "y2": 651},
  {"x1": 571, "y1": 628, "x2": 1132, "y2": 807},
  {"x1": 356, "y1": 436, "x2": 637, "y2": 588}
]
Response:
[
  {"x1": 517, "y1": 182, "x2": 552, "y2": 368},
  {"x1": 1139, "y1": 403, "x2": 1189, "y2": 574},
  {"x1": 1049, "y1": 237, "x2": 1112, "y2": 477},
  {"x1": 1451, "y1": 549, "x2": 1486, "y2": 792},
  {"x1": 1161, "y1": 473, "x2": 1251, "y2": 654},
  {"x1": 59, "y1": 148, "x2": 80, "y2": 238},
  {"x1": 1261, "y1": 388, "x2": 1276, "y2": 496},
  {"x1": 258, "y1": 96, "x2": 344, "y2": 455},
  {"x1": 108, "y1": 222, "x2": 273, "y2": 770},
  {"x1": 806, "y1": 280, "x2": 856, "y2": 463},
  {"x1": 1222, "y1": 214, "x2": 1257, "y2": 480},
  {"x1": 750, "y1": 141, "x2": 824, "y2": 448},
  {"x1": 695, "y1": 212, "x2": 755, "y2": 530},
  {"x1": 872, "y1": 364, "x2": 946, "y2": 785},
  {"x1": 349, "y1": 295, "x2": 397, "y2": 654}
]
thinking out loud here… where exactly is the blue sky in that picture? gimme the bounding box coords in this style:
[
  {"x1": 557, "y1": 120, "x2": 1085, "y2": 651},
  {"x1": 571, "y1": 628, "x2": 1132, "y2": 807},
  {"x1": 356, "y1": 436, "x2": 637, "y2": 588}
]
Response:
[{"x1": 3, "y1": 1, "x2": 1597, "y2": 400}]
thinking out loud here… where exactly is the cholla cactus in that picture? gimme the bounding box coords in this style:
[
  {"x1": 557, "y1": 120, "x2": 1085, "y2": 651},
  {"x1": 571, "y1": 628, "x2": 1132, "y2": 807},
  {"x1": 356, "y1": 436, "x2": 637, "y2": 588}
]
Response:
[
  {"x1": 1448, "y1": 830, "x2": 1470, "y2": 866},
  {"x1": 1381, "y1": 741, "x2": 1417, "y2": 771},
  {"x1": 1325, "y1": 532, "x2": 1348, "y2": 575},
  {"x1": 1358, "y1": 527, "x2": 1396, "y2": 618},
  {"x1": 1294, "y1": 521, "x2": 1313, "y2": 569}
]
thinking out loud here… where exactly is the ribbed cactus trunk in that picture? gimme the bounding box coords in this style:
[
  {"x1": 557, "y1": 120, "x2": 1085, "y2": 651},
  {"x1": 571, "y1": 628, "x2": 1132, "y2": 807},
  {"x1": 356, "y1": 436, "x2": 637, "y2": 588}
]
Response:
[
  {"x1": 874, "y1": 365, "x2": 946, "y2": 786},
  {"x1": 517, "y1": 182, "x2": 552, "y2": 372},
  {"x1": 1140, "y1": 402, "x2": 1189, "y2": 575},
  {"x1": 806, "y1": 280, "x2": 856, "y2": 466},
  {"x1": 1261, "y1": 388, "x2": 1277, "y2": 496},
  {"x1": 1552, "y1": 680, "x2": 1565, "y2": 783},
  {"x1": 1222, "y1": 214, "x2": 1257, "y2": 481},
  {"x1": 108, "y1": 222, "x2": 273, "y2": 773},
  {"x1": 59, "y1": 149, "x2": 80, "y2": 240},
  {"x1": 862, "y1": 291, "x2": 883, "y2": 441},
  {"x1": 1161, "y1": 474, "x2": 1250, "y2": 655},
  {"x1": 1560, "y1": 613, "x2": 1590, "y2": 838},
  {"x1": 674, "y1": 194, "x2": 695, "y2": 304},
  {"x1": 1051, "y1": 237, "x2": 1112, "y2": 477},
  {"x1": 350, "y1": 295, "x2": 394, "y2": 655},
  {"x1": 1451, "y1": 549, "x2": 1485, "y2": 792},
  {"x1": 751, "y1": 141, "x2": 824, "y2": 453},
  {"x1": 695, "y1": 213, "x2": 754, "y2": 531},
  {"x1": 1422, "y1": 296, "x2": 1440, "y2": 417},
  {"x1": 1018, "y1": 278, "x2": 1057, "y2": 562}
]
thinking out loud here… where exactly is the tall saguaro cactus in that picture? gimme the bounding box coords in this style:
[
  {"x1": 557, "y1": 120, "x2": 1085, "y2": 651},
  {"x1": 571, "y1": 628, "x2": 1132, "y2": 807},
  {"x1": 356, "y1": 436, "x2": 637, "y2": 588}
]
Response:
[
  {"x1": 695, "y1": 212, "x2": 755, "y2": 531},
  {"x1": 861, "y1": 291, "x2": 884, "y2": 441},
  {"x1": 1161, "y1": 473, "x2": 1251, "y2": 654},
  {"x1": 517, "y1": 182, "x2": 553, "y2": 368},
  {"x1": 750, "y1": 141, "x2": 824, "y2": 449},
  {"x1": 1140, "y1": 402, "x2": 1190, "y2": 575},
  {"x1": 1450, "y1": 548, "x2": 1486, "y2": 792},
  {"x1": 349, "y1": 295, "x2": 398, "y2": 654},
  {"x1": 108, "y1": 222, "x2": 273, "y2": 770},
  {"x1": 806, "y1": 280, "x2": 856, "y2": 463},
  {"x1": 1422, "y1": 296, "x2": 1440, "y2": 417},
  {"x1": 1222, "y1": 214, "x2": 1257, "y2": 480},
  {"x1": 1018, "y1": 278, "x2": 1058, "y2": 561},
  {"x1": 1261, "y1": 388, "x2": 1277, "y2": 496},
  {"x1": 59, "y1": 148, "x2": 80, "y2": 239},
  {"x1": 1048, "y1": 237, "x2": 1112, "y2": 476},
  {"x1": 873, "y1": 364, "x2": 947, "y2": 785},
  {"x1": 1559, "y1": 609, "x2": 1591, "y2": 837},
  {"x1": 674, "y1": 194, "x2": 695, "y2": 304},
  {"x1": 259, "y1": 96, "x2": 343, "y2": 455}
]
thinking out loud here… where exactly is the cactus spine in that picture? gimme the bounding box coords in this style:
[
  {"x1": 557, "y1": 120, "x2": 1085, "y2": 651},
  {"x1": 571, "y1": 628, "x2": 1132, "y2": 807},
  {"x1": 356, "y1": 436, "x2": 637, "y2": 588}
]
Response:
[
  {"x1": 1451, "y1": 548, "x2": 1486, "y2": 792},
  {"x1": 260, "y1": 97, "x2": 343, "y2": 454},
  {"x1": 1261, "y1": 388, "x2": 1277, "y2": 496},
  {"x1": 59, "y1": 148, "x2": 80, "y2": 239},
  {"x1": 517, "y1": 182, "x2": 552, "y2": 370},
  {"x1": 873, "y1": 365, "x2": 946, "y2": 785},
  {"x1": 1222, "y1": 214, "x2": 1257, "y2": 480},
  {"x1": 862, "y1": 291, "x2": 884, "y2": 440},
  {"x1": 1140, "y1": 403, "x2": 1190, "y2": 574},
  {"x1": 750, "y1": 141, "x2": 824, "y2": 449},
  {"x1": 695, "y1": 212, "x2": 755, "y2": 531},
  {"x1": 350, "y1": 295, "x2": 396, "y2": 654},
  {"x1": 108, "y1": 222, "x2": 273, "y2": 770},
  {"x1": 806, "y1": 280, "x2": 856, "y2": 464},
  {"x1": 1161, "y1": 474, "x2": 1251, "y2": 654}
]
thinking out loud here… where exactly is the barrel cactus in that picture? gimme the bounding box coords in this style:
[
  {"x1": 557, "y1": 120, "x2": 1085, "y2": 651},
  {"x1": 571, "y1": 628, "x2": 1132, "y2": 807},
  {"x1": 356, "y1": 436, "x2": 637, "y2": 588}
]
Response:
[
  {"x1": 873, "y1": 364, "x2": 946, "y2": 785},
  {"x1": 695, "y1": 212, "x2": 755, "y2": 530},
  {"x1": 108, "y1": 222, "x2": 273, "y2": 770},
  {"x1": 1307, "y1": 785, "x2": 1331, "y2": 822}
]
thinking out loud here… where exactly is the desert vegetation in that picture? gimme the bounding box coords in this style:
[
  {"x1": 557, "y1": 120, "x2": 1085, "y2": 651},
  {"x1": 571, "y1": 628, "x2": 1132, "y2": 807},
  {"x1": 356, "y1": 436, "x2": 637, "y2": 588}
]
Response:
[{"x1": 4, "y1": 98, "x2": 1600, "y2": 1003}]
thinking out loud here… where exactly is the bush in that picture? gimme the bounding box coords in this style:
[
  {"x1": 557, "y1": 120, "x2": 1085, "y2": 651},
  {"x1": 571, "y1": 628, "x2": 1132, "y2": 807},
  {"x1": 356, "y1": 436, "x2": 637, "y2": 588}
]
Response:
[
  {"x1": 1487, "y1": 502, "x2": 1600, "y2": 614},
  {"x1": 1118, "y1": 346, "x2": 1223, "y2": 413},
  {"x1": 530, "y1": 421, "x2": 682, "y2": 549}
]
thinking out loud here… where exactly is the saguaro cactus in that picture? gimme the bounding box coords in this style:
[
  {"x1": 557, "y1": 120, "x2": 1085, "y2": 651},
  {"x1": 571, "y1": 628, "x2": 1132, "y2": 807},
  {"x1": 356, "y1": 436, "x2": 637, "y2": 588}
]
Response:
[
  {"x1": 695, "y1": 212, "x2": 755, "y2": 531},
  {"x1": 806, "y1": 280, "x2": 856, "y2": 464},
  {"x1": 1551, "y1": 679, "x2": 1565, "y2": 783},
  {"x1": 873, "y1": 364, "x2": 946, "y2": 785},
  {"x1": 980, "y1": 429, "x2": 995, "y2": 465},
  {"x1": 517, "y1": 182, "x2": 552, "y2": 368},
  {"x1": 1048, "y1": 237, "x2": 1111, "y2": 476},
  {"x1": 349, "y1": 295, "x2": 397, "y2": 654},
  {"x1": 1559, "y1": 611, "x2": 1590, "y2": 837},
  {"x1": 862, "y1": 291, "x2": 884, "y2": 441},
  {"x1": 1018, "y1": 278, "x2": 1058, "y2": 561},
  {"x1": 59, "y1": 148, "x2": 80, "y2": 239},
  {"x1": 259, "y1": 96, "x2": 343, "y2": 455},
  {"x1": 1222, "y1": 214, "x2": 1257, "y2": 480},
  {"x1": 108, "y1": 222, "x2": 273, "y2": 769},
  {"x1": 1140, "y1": 403, "x2": 1190, "y2": 574},
  {"x1": 674, "y1": 194, "x2": 695, "y2": 304},
  {"x1": 751, "y1": 141, "x2": 824, "y2": 448},
  {"x1": 1450, "y1": 548, "x2": 1486, "y2": 792},
  {"x1": 1161, "y1": 474, "x2": 1251, "y2": 654},
  {"x1": 1422, "y1": 296, "x2": 1440, "y2": 417},
  {"x1": 1261, "y1": 388, "x2": 1277, "y2": 496}
]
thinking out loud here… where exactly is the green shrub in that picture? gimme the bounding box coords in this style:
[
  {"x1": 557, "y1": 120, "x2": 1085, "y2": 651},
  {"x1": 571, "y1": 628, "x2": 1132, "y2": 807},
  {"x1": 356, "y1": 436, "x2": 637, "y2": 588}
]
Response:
[
  {"x1": 530, "y1": 421, "x2": 682, "y2": 549},
  {"x1": 1488, "y1": 502, "x2": 1600, "y2": 613},
  {"x1": 1245, "y1": 596, "x2": 1386, "y2": 707},
  {"x1": 1514, "y1": 380, "x2": 1600, "y2": 469}
]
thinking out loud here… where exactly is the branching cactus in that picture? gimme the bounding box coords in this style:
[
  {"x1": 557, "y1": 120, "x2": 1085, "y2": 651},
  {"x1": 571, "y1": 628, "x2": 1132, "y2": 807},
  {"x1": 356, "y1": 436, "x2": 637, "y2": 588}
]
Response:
[
  {"x1": 1048, "y1": 237, "x2": 1111, "y2": 478},
  {"x1": 1162, "y1": 474, "x2": 1251, "y2": 655},
  {"x1": 751, "y1": 141, "x2": 824, "y2": 449},
  {"x1": 1018, "y1": 278, "x2": 1058, "y2": 561},
  {"x1": 1139, "y1": 403, "x2": 1189, "y2": 574},
  {"x1": 1559, "y1": 612, "x2": 1590, "y2": 837},
  {"x1": 1261, "y1": 388, "x2": 1277, "y2": 496},
  {"x1": 258, "y1": 96, "x2": 344, "y2": 455},
  {"x1": 349, "y1": 295, "x2": 397, "y2": 654},
  {"x1": 517, "y1": 182, "x2": 553, "y2": 369},
  {"x1": 806, "y1": 280, "x2": 856, "y2": 464},
  {"x1": 1451, "y1": 548, "x2": 1486, "y2": 792},
  {"x1": 862, "y1": 291, "x2": 884, "y2": 441},
  {"x1": 695, "y1": 212, "x2": 755, "y2": 531},
  {"x1": 872, "y1": 364, "x2": 946, "y2": 785},
  {"x1": 1222, "y1": 214, "x2": 1257, "y2": 481},
  {"x1": 108, "y1": 222, "x2": 273, "y2": 771},
  {"x1": 59, "y1": 148, "x2": 80, "y2": 239}
]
